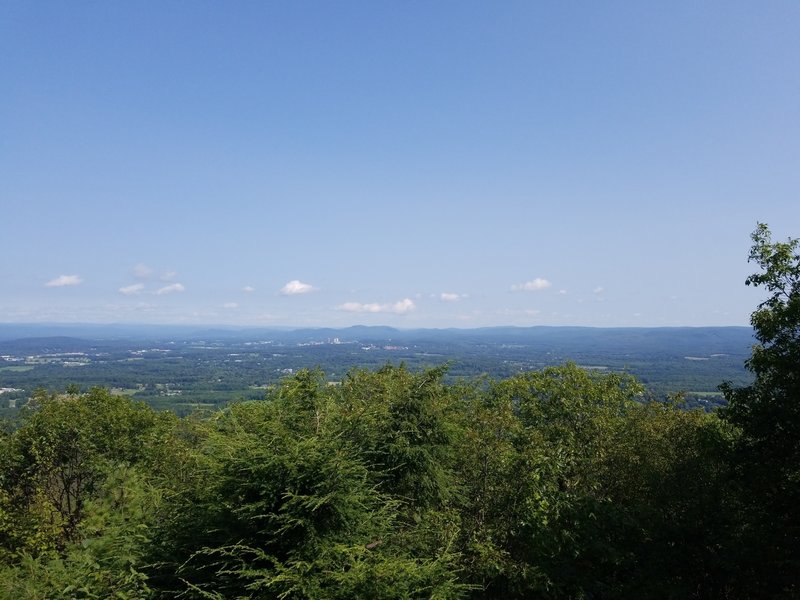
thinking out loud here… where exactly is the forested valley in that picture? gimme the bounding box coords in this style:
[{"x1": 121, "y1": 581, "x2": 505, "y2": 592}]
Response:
[{"x1": 0, "y1": 224, "x2": 798, "y2": 599}]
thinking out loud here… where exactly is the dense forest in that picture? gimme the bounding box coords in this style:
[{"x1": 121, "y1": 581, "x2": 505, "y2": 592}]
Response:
[{"x1": 0, "y1": 224, "x2": 798, "y2": 599}]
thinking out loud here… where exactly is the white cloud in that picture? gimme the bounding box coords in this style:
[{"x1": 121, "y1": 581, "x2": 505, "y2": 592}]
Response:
[
  {"x1": 280, "y1": 280, "x2": 316, "y2": 295},
  {"x1": 338, "y1": 298, "x2": 416, "y2": 314},
  {"x1": 242, "y1": 285, "x2": 255, "y2": 293},
  {"x1": 119, "y1": 283, "x2": 145, "y2": 296},
  {"x1": 511, "y1": 278, "x2": 552, "y2": 292},
  {"x1": 558, "y1": 289, "x2": 568, "y2": 295},
  {"x1": 223, "y1": 302, "x2": 239, "y2": 309},
  {"x1": 593, "y1": 286, "x2": 605, "y2": 295},
  {"x1": 160, "y1": 270, "x2": 177, "y2": 282},
  {"x1": 45, "y1": 275, "x2": 83, "y2": 287},
  {"x1": 440, "y1": 292, "x2": 463, "y2": 302},
  {"x1": 133, "y1": 264, "x2": 152, "y2": 279},
  {"x1": 155, "y1": 283, "x2": 185, "y2": 295},
  {"x1": 392, "y1": 298, "x2": 415, "y2": 313},
  {"x1": 340, "y1": 302, "x2": 382, "y2": 313}
]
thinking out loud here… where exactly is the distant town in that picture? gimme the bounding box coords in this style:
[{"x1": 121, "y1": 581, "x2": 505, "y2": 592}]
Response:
[{"x1": 0, "y1": 325, "x2": 754, "y2": 417}]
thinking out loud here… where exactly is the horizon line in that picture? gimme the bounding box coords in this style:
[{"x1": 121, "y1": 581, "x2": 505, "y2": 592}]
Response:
[{"x1": 0, "y1": 321, "x2": 754, "y2": 331}]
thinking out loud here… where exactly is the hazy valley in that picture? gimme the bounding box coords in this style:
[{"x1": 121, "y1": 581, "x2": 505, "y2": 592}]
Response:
[{"x1": 0, "y1": 324, "x2": 754, "y2": 416}]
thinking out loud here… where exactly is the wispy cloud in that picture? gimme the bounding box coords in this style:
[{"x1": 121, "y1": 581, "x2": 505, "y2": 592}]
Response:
[
  {"x1": 134, "y1": 302, "x2": 157, "y2": 311},
  {"x1": 133, "y1": 264, "x2": 152, "y2": 279},
  {"x1": 593, "y1": 286, "x2": 604, "y2": 295},
  {"x1": 223, "y1": 302, "x2": 239, "y2": 309},
  {"x1": 155, "y1": 283, "x2": 185, "y2": 295},
  {"x1": 119, "y1": 283, "x2": 145, "y2": 296},
  {"x1": 242, "y1": 285, "x2": 255, "y2": 293},
  {"x1": 160, "y1": 270, "x2": 177, "y2": 282},
  {"x1": 511, "y1": 278, "x2": 552, "y2": 292},
  {"x1": 280, "y1": 280, "x2": 316, "y2": 295},
  {"x1": 439, "y1": 292, "x2": 465, "y2": 302},
  {"x1": 45, "y1": 275, "x2": 83, "y2": 287},
  {"x1": 496, "y1": 308, "x2": 541, "y2": 317},
  {"x1": 339, "y1": 298, "x2": 416, "y2": 314}
]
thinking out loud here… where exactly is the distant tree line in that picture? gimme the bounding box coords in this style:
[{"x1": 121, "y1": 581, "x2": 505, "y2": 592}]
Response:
[{"x1": 0, "y1": 224, "x2": 797, "y2": 598}]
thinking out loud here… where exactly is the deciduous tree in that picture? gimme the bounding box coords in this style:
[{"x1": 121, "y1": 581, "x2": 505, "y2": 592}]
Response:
[{"x1": 721, "y1": 223, "x2": 800, "y2": 596}]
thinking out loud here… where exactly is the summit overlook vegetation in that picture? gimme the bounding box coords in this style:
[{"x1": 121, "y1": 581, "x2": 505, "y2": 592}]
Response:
[{"x1": 0, "y1": 225, "x2": 798, "y2": 599}]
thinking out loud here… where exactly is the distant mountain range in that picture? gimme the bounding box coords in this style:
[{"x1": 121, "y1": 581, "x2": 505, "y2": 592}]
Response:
[{"x1": 0, "y1": 323, "x2": 755, "y2": 357}]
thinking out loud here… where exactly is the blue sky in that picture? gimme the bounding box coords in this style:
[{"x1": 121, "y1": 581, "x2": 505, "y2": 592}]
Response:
[{"x1": 2, "y1": 1, "x2": 799, "y2": 328}]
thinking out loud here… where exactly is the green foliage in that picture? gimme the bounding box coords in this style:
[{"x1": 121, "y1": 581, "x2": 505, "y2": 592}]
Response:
[
  {"x1": 595, "y1": 401, "x2": 738, "y2": 598},
  {"x1": 0, "y1": 388, "x2": 171, "y2": 551},
  {"x1": 3, "y1": 231, "x2": 799, "y2": 600},
  {"x1": 453, "y1": 365, "x2": 645, "y2": 597},
  {"x1": 146, "y1": 367, "x2": 467, "y2": 598},
  {"x1": 335, "y1": 364, "x2": 457, "y2": 512},
  {"x1": 723, "y1": 223, "x2": 800, "y2": 453},
  {"x1": 0, "y1": 389, "x2": 172, "y2": 598},
  {"x1": 447, "y1": 364, "x2": 748, "y2": 599},
  {"x1": 720, "y1": 223, "x2": 800, "y2": 597},
  {"x1": 0, "y1": 363, "x2": 751, "y2": 598},
  {"x1": 0, "y1": 466, "x2": 158, "y2": 599}
]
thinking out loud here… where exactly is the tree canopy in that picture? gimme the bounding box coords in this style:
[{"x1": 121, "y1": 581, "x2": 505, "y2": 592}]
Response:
[
  {"x1": 720, "y1": 223, "x2": 800, "y2": 596},
  {"x1": 0, "y1": 224, "x2": 798, "y2": 598}
]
